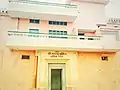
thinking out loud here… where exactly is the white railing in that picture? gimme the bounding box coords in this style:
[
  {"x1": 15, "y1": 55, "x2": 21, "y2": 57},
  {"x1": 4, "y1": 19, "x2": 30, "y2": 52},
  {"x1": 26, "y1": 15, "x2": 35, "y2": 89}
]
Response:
[
  {"x1": 9, "y1": 0, "x2": 77, "y2": 8},
  {"x1": 8, "y1": 31, "x2": 101, "y2": 40},
  {"x1": 7, "y1": 31, "x2": 120, "y2": 51}
]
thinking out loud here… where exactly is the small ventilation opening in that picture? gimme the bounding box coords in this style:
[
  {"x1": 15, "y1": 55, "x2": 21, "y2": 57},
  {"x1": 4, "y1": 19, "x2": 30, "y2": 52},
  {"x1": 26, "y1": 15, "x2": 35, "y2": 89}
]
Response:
[
  {"x1": 101, "y1": 56, "x2": 108, "y2": 61},
  {"x1": 21, "y1": 55, "x2": 30, "y2": 60},
  {"x1": 80, "y1": 38, "x2": 85, "y2": 40},
  {"x1": 88, "y1": 38, "x2": 94, "y2": 40}
]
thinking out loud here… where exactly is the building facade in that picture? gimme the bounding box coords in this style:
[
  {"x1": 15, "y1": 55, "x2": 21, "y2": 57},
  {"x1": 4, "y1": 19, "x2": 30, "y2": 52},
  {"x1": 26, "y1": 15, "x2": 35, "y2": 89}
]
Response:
[{"x1": 0, "y1": 0, "x2": 120, "y2": 90}]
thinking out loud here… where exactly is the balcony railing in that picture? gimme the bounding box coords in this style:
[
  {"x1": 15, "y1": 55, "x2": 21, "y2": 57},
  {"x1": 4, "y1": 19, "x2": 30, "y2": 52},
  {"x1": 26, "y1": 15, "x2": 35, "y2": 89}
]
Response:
[
  {"x1": 9, "y1": 0, "x2": 77, "y2": 8},
  {"x1": 7, "y1": 31, "x2": 120, "y2": 51},
  {"x1": 8, "y1": 31, "x2": 101, "y2": 40}
]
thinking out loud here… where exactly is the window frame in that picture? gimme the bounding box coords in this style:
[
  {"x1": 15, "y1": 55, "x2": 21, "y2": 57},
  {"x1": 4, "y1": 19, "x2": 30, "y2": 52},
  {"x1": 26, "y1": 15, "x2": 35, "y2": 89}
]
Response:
[
  {"x1": 49, "y1": 30, "x2": 67, "y2": 35},
  {"x1": 29, "y1": 28, "x2": 40, "y2": 33},
  {"x1": 48, "y1": 21, "x2": 67, "y2": 26},
  {"x1": 29, "y1": 19, "x2": 40, "y2": 24}
]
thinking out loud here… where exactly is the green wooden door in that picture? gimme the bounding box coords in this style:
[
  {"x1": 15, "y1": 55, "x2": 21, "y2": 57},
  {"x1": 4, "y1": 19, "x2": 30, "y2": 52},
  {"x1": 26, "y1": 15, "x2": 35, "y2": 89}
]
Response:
[{"x1": 51, "y1": 69, "x2": 62, "y2": 90}]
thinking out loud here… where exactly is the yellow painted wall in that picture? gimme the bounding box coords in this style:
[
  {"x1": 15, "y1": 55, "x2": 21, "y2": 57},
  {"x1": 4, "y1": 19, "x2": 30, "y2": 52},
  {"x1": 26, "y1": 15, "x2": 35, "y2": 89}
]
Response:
[
  {"x1": 36, "y1": 51, "x2": 78, "y2": 89},
  {"x1": 0, "y1": 49, "x2": 120, "y2": 90},
  {"x1": 0, "y1": 48, "x2": 36, "y2": 90},
  {"x1": 36, "y1": 51, "x2": 120, "y2": 90},
  {"x1": 77, "y1": 52, "x2": 120, "y2": 90}
]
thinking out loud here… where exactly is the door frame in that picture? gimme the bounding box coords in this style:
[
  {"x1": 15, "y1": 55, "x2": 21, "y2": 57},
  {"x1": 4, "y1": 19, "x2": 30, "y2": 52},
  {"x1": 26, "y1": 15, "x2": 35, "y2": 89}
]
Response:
[{"x1": 48, "y1": 63, "x2": 66, "y2": 90}]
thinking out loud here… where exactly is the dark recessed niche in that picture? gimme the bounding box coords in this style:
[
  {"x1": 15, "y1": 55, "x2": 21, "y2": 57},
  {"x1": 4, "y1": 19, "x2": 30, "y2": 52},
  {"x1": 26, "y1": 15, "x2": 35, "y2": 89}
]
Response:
[
  {"x1": 80, "y1": 38, "x2": 85, "y2": 40},
  {"x1": 101, "y1": 56, "x2": 108, "y2": 61},
  {"x1": 21, "y1": 55, "x2": 30, "y2": 60}
]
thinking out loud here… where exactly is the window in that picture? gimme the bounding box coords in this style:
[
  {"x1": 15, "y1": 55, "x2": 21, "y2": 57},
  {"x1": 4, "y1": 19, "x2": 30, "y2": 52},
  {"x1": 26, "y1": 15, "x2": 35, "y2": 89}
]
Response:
[
  {"x1": 63, "y1": 31, "x2": 67, "y2": 35},
  {"x1": 53, "y1": 30, "x2": 56, "y2": 35},
  {"x1": 60, "y1": 31, "x2": 64, "y2": 35},
  {"x1": 29, "y1": 19, "x2": 40, "y2": 24},
  {"x1": 101, "y1": 56, "x2": 108, "y2": 61},
  {"x1": 49, "y1": 30, "x2": 67, "y2": 35},
  {"x1": 53, "y1": 21, "x2": 56, "y2": 25},
  {"x1": 60, "y1": 22, "x2": 64, "y2": 25},
  {"x1": 21, "y1": 55, "x2": 30, "y2": 60},
  {"x1": 29, "y1": 29, "x2": 39, "y2": 33},
  {"x1": 57, "y1": 22, "x2": 60, "y2": 25},
  {"x1": 49, "y1": 30, "x2": 67, "y2": 39},
  {"x1": 49, "y1": 21, "x2": 52, "y2": 24},
  {"x1": 48, "y1": 21, "x2": 67, "y2": 26},
  {"x1": 49, "y1": 30, "x2": 53, "y2": 34},
  {"x1": 57, "y1": 31, "x2": 60, "y2": 35},
  {"x1": 64, "y1": 22, "x2": 67, "y2": 25}
]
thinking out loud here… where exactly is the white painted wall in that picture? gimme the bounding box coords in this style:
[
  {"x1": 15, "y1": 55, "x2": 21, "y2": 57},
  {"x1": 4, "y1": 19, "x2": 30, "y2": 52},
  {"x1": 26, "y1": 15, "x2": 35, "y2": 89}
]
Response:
[
  {"x1": 8, "y1": 1, "x2": 77, "y2": 21},
  {"x1": 0, "y1": 16, "x2": 10, "y2": 50},
  {"x1": 101, "y1": 31, "x2": 118, "y2": 41},
  {"x1": 73, "y1": 2, "x2": 106, "y2": 30},
  {"x1": 105, "y1": 0, "x2": 120, "y2": 18},
  {"x1": 0, "y1": 0, "x2": 8, "y2": 9},
  {"x1": 8, "y1": 2, "x2": 77, "y2": 16}
]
